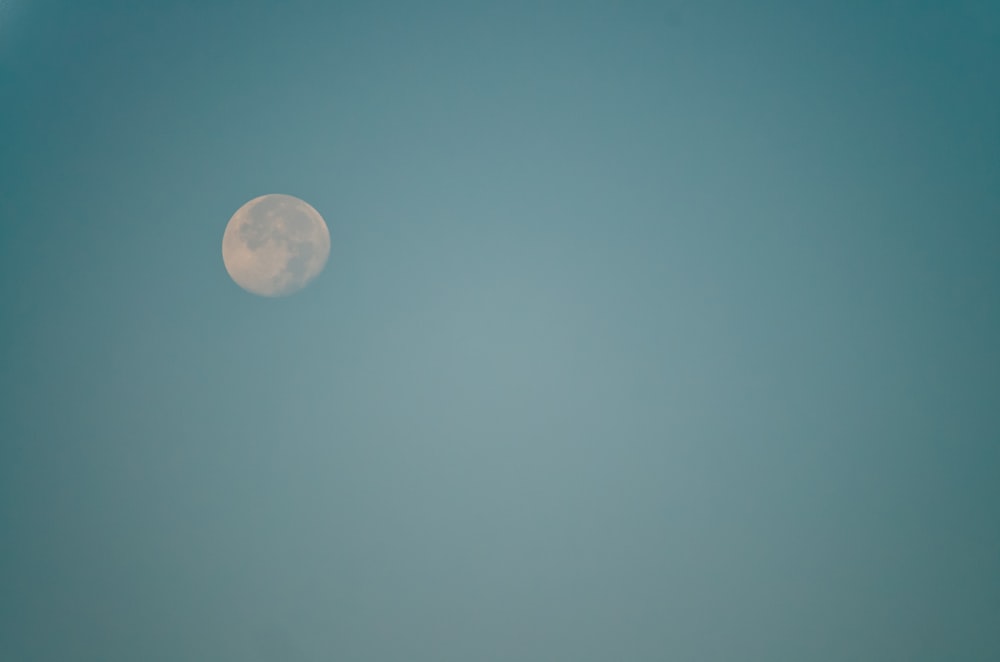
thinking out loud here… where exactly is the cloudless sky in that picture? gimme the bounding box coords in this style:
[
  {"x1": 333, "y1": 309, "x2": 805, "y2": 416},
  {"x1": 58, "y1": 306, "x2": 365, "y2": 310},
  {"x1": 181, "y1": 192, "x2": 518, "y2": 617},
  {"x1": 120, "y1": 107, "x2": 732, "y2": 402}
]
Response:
[{"x1": 2, "y1": 1, "x2": 999, "y2": 660}]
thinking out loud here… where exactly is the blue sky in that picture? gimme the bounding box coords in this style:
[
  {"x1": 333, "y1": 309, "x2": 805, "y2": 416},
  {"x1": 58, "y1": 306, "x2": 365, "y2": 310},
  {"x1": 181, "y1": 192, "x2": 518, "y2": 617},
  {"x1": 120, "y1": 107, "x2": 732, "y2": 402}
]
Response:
[{"x1": 1, "y1": 2, "x2": 999, "y2": 660}]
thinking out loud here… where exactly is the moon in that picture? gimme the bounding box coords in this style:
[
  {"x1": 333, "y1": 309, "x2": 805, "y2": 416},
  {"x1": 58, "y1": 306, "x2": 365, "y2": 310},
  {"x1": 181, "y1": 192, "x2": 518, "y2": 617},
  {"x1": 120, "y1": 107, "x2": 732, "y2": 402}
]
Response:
[{"x1": 222, "y1": 194, "x2": 331, "y2": 297}]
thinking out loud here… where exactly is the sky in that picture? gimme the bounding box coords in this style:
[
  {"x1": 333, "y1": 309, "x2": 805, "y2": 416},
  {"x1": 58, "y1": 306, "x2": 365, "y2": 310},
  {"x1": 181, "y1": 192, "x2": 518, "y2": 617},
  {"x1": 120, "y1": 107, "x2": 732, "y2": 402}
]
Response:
[{"x1": 1, "y1": 1, "x2": 999, "y2": 660}]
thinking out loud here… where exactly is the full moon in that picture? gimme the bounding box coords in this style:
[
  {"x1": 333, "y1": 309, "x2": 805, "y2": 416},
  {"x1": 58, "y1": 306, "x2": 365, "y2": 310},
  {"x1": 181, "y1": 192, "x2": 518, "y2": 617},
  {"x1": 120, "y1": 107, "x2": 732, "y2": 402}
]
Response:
[{"x1": 222, "y1": 194, "x2": 331, "y2": 297}]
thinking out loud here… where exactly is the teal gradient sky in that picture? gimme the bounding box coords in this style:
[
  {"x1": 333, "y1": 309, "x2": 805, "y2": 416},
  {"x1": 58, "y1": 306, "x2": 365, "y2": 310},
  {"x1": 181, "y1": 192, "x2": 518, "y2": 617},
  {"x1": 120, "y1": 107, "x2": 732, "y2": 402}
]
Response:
[{"x1": 2, "y1": 2, "x2": 999, "y2": 659}]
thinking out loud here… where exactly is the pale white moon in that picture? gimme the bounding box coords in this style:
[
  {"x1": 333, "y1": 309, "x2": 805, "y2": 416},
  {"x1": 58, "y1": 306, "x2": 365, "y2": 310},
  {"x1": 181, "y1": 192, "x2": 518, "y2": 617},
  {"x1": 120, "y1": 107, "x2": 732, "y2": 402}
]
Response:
[{"x1": 222, "y1": 194, "x2": 331, "y2": 297}]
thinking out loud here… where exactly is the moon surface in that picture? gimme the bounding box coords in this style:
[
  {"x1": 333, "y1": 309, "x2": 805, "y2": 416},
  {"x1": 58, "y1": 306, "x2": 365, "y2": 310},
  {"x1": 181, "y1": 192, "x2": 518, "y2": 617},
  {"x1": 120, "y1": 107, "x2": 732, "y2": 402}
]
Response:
[{"x1": 222, "y1": 194, "x2": 330, "y2": 297}]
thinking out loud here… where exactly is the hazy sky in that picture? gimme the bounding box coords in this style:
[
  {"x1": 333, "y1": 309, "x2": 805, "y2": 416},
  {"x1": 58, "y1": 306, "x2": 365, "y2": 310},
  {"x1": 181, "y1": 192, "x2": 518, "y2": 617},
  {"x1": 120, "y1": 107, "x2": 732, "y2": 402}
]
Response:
[{"x1": 2, "y1": 1, "x2": 999, "y2": 660}]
